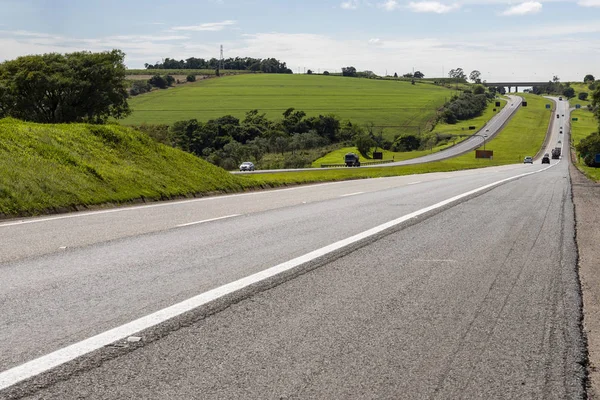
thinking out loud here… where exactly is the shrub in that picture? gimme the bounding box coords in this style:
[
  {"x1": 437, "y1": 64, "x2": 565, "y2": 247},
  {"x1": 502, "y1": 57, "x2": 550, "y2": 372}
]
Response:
[
  {"x1": 186, "y1": 74, "x2": 196, "y2": 82},
  {"x1": 576, "y1": 132, "x2": 600, "y2": 167},
  {"x1": 579, "y1": 92, "x2": 589, "y2": 101},
  {"x1": 130, "y1": 80, "x2": 152, "y2": 96}
]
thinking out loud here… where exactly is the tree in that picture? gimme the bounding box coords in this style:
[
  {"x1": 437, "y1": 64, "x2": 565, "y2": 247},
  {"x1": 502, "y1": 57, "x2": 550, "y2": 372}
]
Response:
[
  {"x1": 186, "y1": 74, "x2": 196, "y2": 82},
  {"x1": 584, "y1": 74, "x2": 595, "y2": 83},
  {"x1": 403, "y1": 73, "x2": 413, "y2": 78},
  {"x1": 323, "y1": 71, "x2": 330, "y2": 75},
  {"x1": 354, "y1": 133, "x2": 375, "y2": 157},
  {"x1": 148, "y1": 75, "x2": 168, "y2": 89},
  {"x1": 307, "y1": 69, "x2": 313, "y2": 74},
  {"x1": 0, "y1": 49, "x2": 130, "y2": 123},
  {"x1": 469, "y1": 70, "x2": 481, "y2": 83},
  {"x1": 473, "y1": 85, "x2": 486, "y2": 95},
  {"x1": 553, "y1": 75, "x2": 560, "y2": 83},
  {"x1": 562, "y1": 87, "x2": 575, "y2": 99},
  {"x1": 413, "y1": 71, "x2": 424, "y2": 79},
  {"x1": 579, "y1": 92, "x2": 589, "y2": 101},
  {"x1": 129, "y1": 80, "x2": 152, "y2": 96},
  {"x1": 394, "y1": 72, "x2": 398, "y2": 78},
  {"x1": 449, "y1": 68, "x2": 466, "y2": 80},
  {"x1": 576, "y1": 132, "x2": 600, "y2": 166},
  {"x1": 341, "y1": 66, "x2": 357, "y2": 77}
]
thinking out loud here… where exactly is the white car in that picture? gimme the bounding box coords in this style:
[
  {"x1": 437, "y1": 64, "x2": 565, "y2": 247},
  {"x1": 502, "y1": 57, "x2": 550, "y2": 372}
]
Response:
[{"x1": 239, "y1": 162, "x2": 255, "y2": 171}]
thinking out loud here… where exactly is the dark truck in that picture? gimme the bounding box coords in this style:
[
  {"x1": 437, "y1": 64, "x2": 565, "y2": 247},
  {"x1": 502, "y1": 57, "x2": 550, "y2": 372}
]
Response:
[
  {"x1": 344, "y1": 152, "x2": 361, "y2": 167},
  {"x1": 552, "y1": 147, "x2": 561, "y2": 159}
]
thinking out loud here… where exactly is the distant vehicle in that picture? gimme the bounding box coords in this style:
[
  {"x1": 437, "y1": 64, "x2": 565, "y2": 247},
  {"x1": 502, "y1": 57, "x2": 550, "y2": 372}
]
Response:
[
  {"x1": 542, "y1": 155, "x2": 551, "y2": 164},
  {"x1": 344, "y1": 153, "x2": 361, "y2": 167},
  {"x1": 552, "y1": 147, "x2": 561, "y2": 159},
  {"x1": 544, "y1": 153, "x2": 550, "y2": 158},
  {"x1": 558, "y1": 140, "x2": 562, "y2": 144},
  {"x1": 557, "y1": 114, "x2": 560, "y2": 118},
  {"x1": 239, "y1": 161, "x2": 255, "y2": 171},
  {"x1": 559, "y1": 97, "x2": 563, "y2": 100},
  {"x1": 524, "y1": 156, "x2": 533, "y2": 164}
]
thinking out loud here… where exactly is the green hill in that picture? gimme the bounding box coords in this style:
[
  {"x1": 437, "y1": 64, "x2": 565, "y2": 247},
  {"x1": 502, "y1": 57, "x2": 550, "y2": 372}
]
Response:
[
  {"x1": 121, "y1": 74, "x2": 452, "y2": 140},
  {"x1": 0, "y1": 118, "x2": 254, "y2": 217}
]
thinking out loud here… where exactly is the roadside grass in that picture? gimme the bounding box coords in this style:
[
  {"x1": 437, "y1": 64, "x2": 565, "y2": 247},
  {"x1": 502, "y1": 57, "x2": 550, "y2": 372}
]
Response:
[
  {"x1": 239, "y1": 93, "x2": 551, "y2": 186},
  {"x1": 121, "y1": 74, "x2": 452, "y2": 140},
  {"x1": 0, "y1": 118, "x2": 255, "y2": 217},
  {"x1": 568, "y1": 82, "x2": 593, "y2": 104},
  {"x1": 570, "y1": 107, "x2": 600, "y2": 181},
  {"x1": 311, "y1": 98, "x2": 508, "y2": 167}
]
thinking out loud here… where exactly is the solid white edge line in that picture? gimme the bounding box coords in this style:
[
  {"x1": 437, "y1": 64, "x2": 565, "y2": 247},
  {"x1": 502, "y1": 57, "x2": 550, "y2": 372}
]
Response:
[
  {"x1": 0, "y1": 162, "x2": 557, "y2": 391},
  {"x1": 339, "y1": 192, "x2": 364, "y2": 197},
  {"x1": 176, "y1": 214, "x2": 240, "y2": 228}
]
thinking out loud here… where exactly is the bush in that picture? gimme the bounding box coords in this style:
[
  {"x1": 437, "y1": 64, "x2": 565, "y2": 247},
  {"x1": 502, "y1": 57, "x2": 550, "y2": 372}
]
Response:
[
  {"x1": 186, "y1": 74, "x2": 196, "y2": 82},
  {"x1": 148, "y1": 75, "x2": 168, "y2": 89},
  {"x1": 392, "y1": 134, "x2": 421, "y2": 152},
  {"x1": 579, "y1": 92, "x2": 589, "y2": 101},
  {"x1": 576, "y1": 132, "x2": 600, "y2": 167},
  {"x1": 130, "y1": 80, "x2": 152, "y2": 96}
]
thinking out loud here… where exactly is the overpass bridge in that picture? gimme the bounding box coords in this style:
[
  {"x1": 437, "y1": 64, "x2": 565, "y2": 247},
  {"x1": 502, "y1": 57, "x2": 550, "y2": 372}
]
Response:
[{"x1": 483, "y1": 81, "x2": 548, "y2": 93}]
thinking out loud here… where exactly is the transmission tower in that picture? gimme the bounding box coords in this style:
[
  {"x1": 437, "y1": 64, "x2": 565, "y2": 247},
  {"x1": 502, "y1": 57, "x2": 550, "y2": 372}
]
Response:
[{"x1": 219, "y1": 45, "x2": 224, "y2": 70}]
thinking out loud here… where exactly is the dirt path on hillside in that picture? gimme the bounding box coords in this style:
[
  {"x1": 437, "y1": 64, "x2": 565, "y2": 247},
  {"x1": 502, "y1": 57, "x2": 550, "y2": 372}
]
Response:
[{"x1": 571, "y1": 160, "x2": 600, "y2": 399}]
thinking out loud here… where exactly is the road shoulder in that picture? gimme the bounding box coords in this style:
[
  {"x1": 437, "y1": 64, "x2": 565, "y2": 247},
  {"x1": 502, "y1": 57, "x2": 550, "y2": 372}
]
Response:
[{"x1": 571, "y1": 160, "x2": 600, "y2": 399}]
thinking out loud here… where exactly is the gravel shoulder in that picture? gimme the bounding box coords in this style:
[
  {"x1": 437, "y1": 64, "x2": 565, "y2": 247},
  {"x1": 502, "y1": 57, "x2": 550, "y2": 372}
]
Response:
[{"x1": 570, "y1": 160, "x2": 600, "y2": 399}]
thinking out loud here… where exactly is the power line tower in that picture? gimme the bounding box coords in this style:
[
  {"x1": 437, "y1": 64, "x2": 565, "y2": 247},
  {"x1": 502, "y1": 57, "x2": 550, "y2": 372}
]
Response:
[{"x1": 219, "y1": 45, "x2": 224, "y2": 70}]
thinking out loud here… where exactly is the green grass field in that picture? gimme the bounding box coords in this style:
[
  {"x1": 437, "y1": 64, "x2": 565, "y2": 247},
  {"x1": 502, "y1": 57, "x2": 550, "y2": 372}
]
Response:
[
  {"x1": 121, "y1": 74, "x2": 452, "y2": 140},
  {"x1": 570, "y1": 106, "x2": 600, "y2": 181},
  {"x1": 240, "y1": 93, "x2": 552, "y2": 186}
]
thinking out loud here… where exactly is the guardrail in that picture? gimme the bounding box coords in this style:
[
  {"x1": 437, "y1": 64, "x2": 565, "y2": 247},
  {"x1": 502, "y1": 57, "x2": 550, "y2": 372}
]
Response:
[{"x1": 321, "y1": 159, "x2": 396, "y2": 168}]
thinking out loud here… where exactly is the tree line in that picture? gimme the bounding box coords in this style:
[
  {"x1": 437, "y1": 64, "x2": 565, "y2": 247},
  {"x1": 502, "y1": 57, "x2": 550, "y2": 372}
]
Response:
[
  {"x1": 144, "y1": 57, "x2": 292, "y2": 74},
  {"x1": 0, "y1": 50, "x2": 130, "y2": 123}
]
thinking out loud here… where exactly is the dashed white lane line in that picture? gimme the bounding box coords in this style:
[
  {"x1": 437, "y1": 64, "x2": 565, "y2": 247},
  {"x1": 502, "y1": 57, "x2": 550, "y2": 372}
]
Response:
[
  {"x1": 0, "y1": 162, "x2": 557, "y2": 392},
  {"x1": 339, "y1": 192, "x2": 364, "y2": 197},
  {"x1": 176, "y1": 214, "x2": 240, "y2": 228},
  {"x1": 408, "y1": 181, "x2": 422, "y2": 185}
]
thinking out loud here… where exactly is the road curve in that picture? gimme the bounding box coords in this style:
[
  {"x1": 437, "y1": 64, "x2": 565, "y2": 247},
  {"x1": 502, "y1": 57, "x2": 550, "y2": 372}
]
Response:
[{"x1": 232, "y1": 95, "x2": 523, "y2": 174}]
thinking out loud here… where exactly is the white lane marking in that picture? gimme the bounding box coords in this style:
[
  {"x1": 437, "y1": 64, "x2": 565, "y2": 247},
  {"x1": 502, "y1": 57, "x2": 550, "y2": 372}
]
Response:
[
  {"x1": 339, "y1": 192, "x2": 364, "y2": 197},
  {"x1": 0, "y1": 162, "x2": 557, "y2": 391},
  {"x1": 176, "y1": 214, "x2": 240, "y2": 228},
  {"x1": 0, "y1": 181, "x2": 353, "y2": 228},
  {"x1": 408, "y1": 181, "x2": 422, "y2": 185}
]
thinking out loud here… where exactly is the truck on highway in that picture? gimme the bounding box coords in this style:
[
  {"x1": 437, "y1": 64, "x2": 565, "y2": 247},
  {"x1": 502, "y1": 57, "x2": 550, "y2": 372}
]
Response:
[
  {"x1": 344, "y1": 153, "x2": 361, "y2": 167},
  {"x1": 552, "y1": 147, "x2": 561, "y2": 159}
]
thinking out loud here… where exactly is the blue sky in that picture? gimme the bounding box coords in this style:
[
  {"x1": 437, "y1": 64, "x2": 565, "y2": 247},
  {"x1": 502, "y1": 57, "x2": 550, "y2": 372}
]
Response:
[{"x1": 1, "y1": 0, "x2": 599, "y2": 81}]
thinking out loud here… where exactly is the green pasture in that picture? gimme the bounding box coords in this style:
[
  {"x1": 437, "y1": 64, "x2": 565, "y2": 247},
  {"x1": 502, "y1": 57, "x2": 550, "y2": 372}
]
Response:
[
  {"x1": 240, "y1": 93, "x2": 552, "y2": 186},
  {"x1": 570, "y1": 107, "x2": 600, "y2": 181},
  {"x1": 311, "y1": 96, "x2": 507, "y2": 167},
  {"x1": 121, "y1": 74, "x2": 452, "y2": 140}
]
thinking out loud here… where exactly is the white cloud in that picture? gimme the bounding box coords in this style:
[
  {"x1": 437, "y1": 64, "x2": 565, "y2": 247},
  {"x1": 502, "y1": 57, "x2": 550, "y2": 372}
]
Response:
[
  {"x1": 171, "y1": 20, "x2": 236, "y2": 32},
  {"x1": 578, "y1": 0, "x2": 600, "y2": 6},
  {"x1": 408, "y1": 1, "x2": 460, "y2": 13},
  {"x1": 379, "y1": 0, "x2": 401, "y2": 10},
  {"x1": 501, "y1": 1, "x2": 542, "y2": 15},
  {"x1": 341, "y1": 0, "x2": 360, "y2": 9},
  {"x1": 369, "y1": 38, "x2": 381, "y2": 43}
]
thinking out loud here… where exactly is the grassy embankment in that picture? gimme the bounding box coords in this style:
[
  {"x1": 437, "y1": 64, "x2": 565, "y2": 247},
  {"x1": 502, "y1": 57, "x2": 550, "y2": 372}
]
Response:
[
  {"x1": 312, "y1": 97, "x2": 508, "y2": 167},
  {"x1": 0, "y1": 118, "x2": 257, "y2": 217},
  {"x1": 121, "y1": 74, "x2": 451, "y2": 142},
  {"x1": 570, "y1": 105, "x2": 600, "y2": 181},
  {"x1": 240, "y1": 93, "x2": 551, "y2": 186}
]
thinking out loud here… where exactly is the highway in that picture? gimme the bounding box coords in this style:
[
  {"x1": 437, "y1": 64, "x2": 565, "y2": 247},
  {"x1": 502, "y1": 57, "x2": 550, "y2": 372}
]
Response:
[
  {"x1": 232, "y1": 95, "x2": 523, "y2": 173},
  {"x1": 0, "y1": 98, "x2": 585, "y2": 399}
]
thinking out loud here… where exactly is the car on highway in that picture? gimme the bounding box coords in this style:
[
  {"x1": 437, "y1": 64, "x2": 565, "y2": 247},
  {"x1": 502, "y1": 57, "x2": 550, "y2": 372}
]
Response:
[
  {"x1": 559, "y1": 97, "x2": 563, "y2": 100},
  {"x1": 542, "y1": 155, "x2": 550, "y2": 164},
  {"x1": 239, "y1": 161, "x2": 255, "y2": 171},
  {"x1": 524, "y1": 156, "x2": 533, "y2": 164}
]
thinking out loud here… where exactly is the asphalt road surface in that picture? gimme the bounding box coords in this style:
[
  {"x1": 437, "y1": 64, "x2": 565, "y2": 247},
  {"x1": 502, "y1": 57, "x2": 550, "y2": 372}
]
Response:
[{"x1": 0, "y1": 122, "x2": 585, "y2": 399}]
